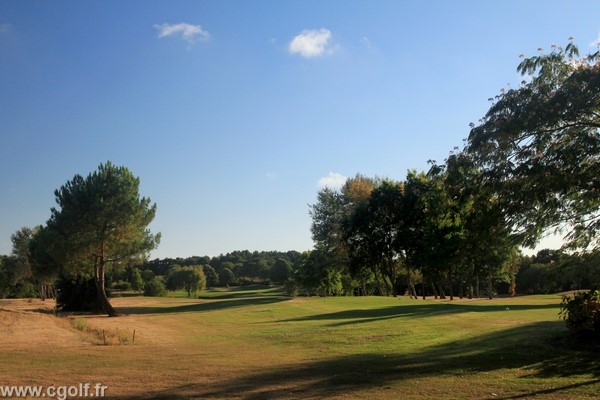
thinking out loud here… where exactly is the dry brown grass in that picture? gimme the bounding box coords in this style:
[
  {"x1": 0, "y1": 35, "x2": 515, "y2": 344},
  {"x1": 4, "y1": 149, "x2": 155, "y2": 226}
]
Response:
[{"x1": 1, "y1": 294, "x2": 599, "y2": 399}]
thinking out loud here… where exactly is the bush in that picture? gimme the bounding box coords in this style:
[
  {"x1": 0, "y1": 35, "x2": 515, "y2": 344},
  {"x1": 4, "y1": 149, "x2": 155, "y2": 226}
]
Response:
[
  {"x1": 112, "y1": 280, "x2": 132, "y2": 291},
  {"x1": 560, "y1": 290, "x2": 600, "y2": 341},
  {"x1": 143, "y1": 276, "x2": 166, "y2": 297},
  {"x1": 55, "y1": 275, "x2": 103, "y2": 312}
]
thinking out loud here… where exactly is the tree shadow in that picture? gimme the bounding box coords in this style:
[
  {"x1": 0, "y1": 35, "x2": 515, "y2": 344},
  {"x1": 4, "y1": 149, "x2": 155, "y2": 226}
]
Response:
[
  {"x1": 117, "y1": 296, "x2": 290, "y2": 315},
  {"x1": 199, "y1": 286, "x2": 285, "y2": 300},
  {"x1": 278, "y1": 302, "x2": 560, "y2": 327},
  {"x1": 112, "y1": 321, "x2": 600, "y2": 399}
]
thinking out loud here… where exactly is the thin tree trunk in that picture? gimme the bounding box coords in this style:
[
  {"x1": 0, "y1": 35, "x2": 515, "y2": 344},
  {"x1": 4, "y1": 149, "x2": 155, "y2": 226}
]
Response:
[
  {"x1": 475, "y1": 276, "x2": 480, "y2": 299},
  {"x1": 406, "y1": 264, "x2": 412, "y2": 298},
  {"x1": 431, "y1": 282, "x2": 438, "y2": 299},
  {"x1": 509, "y1": 278, "x2": 516, "y2": 297},
  {"x1": 438, "y1": 283, "x2": 446, "y2": 299},
  {"x1": 409, "y1": 281, "x2": 418, "y2": 299},
  {"x1": 422, "y1": 281, "x2": 426, "y2": 300},
  {"x1": 487, "y1": 273, "x2": 493, "y2": 300},
  {"x1": 95, "y1": 261, "x2": 118, "y2": 317},
  {"x1": 468, "y1": 283, "x2": 473, "y2": 299}
]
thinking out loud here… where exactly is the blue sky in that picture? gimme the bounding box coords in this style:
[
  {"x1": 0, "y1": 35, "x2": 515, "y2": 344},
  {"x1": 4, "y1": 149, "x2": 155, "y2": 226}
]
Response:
[{"x1": 1, "y1": 1, "x2": 599, "y2": 258}]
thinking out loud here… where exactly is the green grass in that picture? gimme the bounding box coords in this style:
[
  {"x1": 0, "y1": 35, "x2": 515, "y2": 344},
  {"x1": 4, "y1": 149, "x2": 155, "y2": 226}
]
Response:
[{"x1": 2, "y1": 290, "x2": 599, "y2": 399}]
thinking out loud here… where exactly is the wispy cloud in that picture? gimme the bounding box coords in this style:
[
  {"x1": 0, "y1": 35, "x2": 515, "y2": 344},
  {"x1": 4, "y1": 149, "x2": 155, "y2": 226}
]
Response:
[
  {"x1": 289, "y1": 28, "x2": 333, "y2": 58},
  {"x1": 265, "y1": 172, "x2": 277, "y2": 180},
  {"x1": 154, "y1": 22, "x2": 210, "y2": 44},
  {"x1": 0, "y1": 23, "x2": 12, "y2": 34},
  {"x1": 317, "y1": 172, "x2": 347, "y2": 189}
]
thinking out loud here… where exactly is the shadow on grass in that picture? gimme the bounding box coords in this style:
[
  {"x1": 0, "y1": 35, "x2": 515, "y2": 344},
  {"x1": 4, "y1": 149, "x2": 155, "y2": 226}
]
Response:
[
  {"x1": 113, "y1": 321, "x2": 600, "y2": 399},
  {"x1": 199, "y1": 286, "x2": 285, "y2": 300},
  {"x1": 117, "y1": 296, "x2": 290, "y2": 315},
  {"x1": 278, "y1": 302, "x2": 560, "y2": 327}
]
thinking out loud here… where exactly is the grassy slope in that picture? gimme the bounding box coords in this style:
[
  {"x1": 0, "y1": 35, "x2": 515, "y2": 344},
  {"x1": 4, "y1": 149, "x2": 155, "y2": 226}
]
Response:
[{"x1": 1, "y1": 290, "x2": 599, "y2": 399}]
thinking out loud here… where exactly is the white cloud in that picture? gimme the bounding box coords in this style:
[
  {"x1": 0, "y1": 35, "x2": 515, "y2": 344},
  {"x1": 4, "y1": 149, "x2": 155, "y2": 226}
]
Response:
[
  {"x1": 265, "y1": 172, "x2": 277, "y2": 180},
  {"x1": 154, "y1": 22, "x2": 210, "y2": 44},
  {"x1": 317, "y1": 172, "x2": 347, "y2": 189},
  {"x1": 289, "y1": 28, "x2": 333, "y2": 58}
]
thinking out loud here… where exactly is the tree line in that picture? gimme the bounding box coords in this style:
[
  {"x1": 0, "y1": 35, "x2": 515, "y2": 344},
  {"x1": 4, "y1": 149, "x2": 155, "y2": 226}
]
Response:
[{"x1": 292, "y1": 40, "x2": 600, "y2": 299}]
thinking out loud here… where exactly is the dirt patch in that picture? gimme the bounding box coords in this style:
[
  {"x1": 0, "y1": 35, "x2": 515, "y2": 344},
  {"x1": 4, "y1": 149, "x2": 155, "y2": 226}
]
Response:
[{"x1": 0, "y1": 299, "x2": 85, "y2": 348}]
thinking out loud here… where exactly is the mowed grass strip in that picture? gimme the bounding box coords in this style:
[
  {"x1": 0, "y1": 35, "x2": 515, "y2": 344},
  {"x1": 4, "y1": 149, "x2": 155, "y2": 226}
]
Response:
[{"x1": 1, "y1": 291, "x2": 599, "y2": 399}]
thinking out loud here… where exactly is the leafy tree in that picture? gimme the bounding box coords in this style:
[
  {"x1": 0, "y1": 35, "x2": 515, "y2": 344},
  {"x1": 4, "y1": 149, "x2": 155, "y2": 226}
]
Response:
[
  {"x1": 270, "y1": 259, "x2": 293, "y2": 285},
  {"x1": 560, "y1": 290, "x2": 600, "y2": 341},
  {"x1": 129, "y1": 267, "x2": 144, "y2": 293},
  {"x1": 344, "y1": 180, "x2": 405, "y2": 296},
  {"x1": 203, "y1": 264, "x2": 220, "y2": 288},
  {"x1": 467, "y1": 40, "x2": 600, "y2": 249},
  {"x1": 10, "y1": 227, "x2": 35, "y2": 285},
  {"x1": 219, "y1": 267, "x2": 236, "y2": 287},
  {"x1": 29, "y1": 226, "x2": 59, "y2": 300},
  {"x1": 308, "y1": 174, "x2": 378, "y2": 295},
  {"x1": 141, "y1": 269, "x2": 155, "y2": 283},
  {"x1": 42, "y1": 161, "x2": 160, "y2": 316},
  {"x1": 166, "y1": 265, "x2": 206, "y2": 297},
  {"x1": 0, "y1": 256, "x2": 11, "y2": 299},
  {"x1": 144, "y1": 276, "x2": 166, "y2": 297}
]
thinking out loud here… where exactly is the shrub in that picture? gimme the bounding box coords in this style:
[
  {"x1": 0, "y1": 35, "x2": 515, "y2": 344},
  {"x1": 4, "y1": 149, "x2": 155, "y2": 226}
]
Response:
[
  {"x1": 560, "y1": 290, "x2": 600, "y2": 341},
  {"x1": 55, "y1": 275, "x2": 102, "y2": 312},
  {"x1": 143, "y1": 276, "x2": 166, "y2": 297}
]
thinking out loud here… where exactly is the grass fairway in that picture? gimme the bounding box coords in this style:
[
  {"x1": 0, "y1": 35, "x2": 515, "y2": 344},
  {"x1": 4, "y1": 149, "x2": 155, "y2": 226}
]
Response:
[{"x1": 1, "y1": 289, "x2": 599, "y2": 399}]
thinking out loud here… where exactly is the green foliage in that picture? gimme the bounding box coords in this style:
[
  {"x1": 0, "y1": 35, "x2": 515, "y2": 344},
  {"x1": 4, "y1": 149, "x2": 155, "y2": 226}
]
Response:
[
  {"x1": 560, "y1": 290, "x2": 600, "y2": 341},
  {"x1": 270, "y1": 259, "x2": 293, "y2": 285},
  {"x1": 166, "y1": 265, "x2": 206, "y2": 297},
  {"x1": 0, "y1": 257, "x2": 10, "y2": 298},
  {"x1": 317, "y1": 269, "x2": 344, "y2": 296},
  {"x1": 284, "y1": 277, "x2": 298, "y2": 296},
  {"x1": 112, "y1": 280, "x2": 132, "y2": 291},
  {"x1": 203, "y1": 265, "x2": 220, "y2": 288},
  {"x1": 219, "y1": 268, "x2": 236, "y2": 288},
  {"x1": 468, "y1": 41, "x2": 600, "y2": 249},
  {"x1": 141, "y1": 269, "x2": 155, "y2": 283},
  {"x1": 129, "y1": 267, "x2": 144, "y2": 292},
  {"x1": 10, "y1": 226, "x2": 35, "y2": 285},
  {"x1": 144, "y1": 276, "x2": 167, "y2": 297},
  {"x1": 44, "y1": 161, "x2": 160, "y2": 315}
]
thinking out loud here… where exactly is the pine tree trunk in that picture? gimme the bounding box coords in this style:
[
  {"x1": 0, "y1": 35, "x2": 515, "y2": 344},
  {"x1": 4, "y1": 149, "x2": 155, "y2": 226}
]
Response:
[
  {"x1": 475, "y1": 276, "x2": 480, "y2": 298},
  {"x1": 438, "y1": 283, "x2": 446, "y2": 299},
  {"x1": 95, "y1": 261, "x2": 118, "y2": 317},
  {"x1": 487, "y1": 273, "x2": 493, "y2": 300}
]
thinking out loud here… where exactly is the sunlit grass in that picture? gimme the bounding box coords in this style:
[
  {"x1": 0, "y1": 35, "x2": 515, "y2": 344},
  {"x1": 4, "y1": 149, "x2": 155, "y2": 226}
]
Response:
[{"x1": 1, "y1": 291, "x2": 599, "y2": 399}]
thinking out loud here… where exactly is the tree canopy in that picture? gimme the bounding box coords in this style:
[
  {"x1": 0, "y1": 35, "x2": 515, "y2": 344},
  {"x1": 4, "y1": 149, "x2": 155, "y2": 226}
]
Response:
[
  {"x1": 467, "y1": 41, "x2": 600, "y2": 249},
  {"x1": 43, "y1": 161, "x2": 160, "y2": 315}
]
